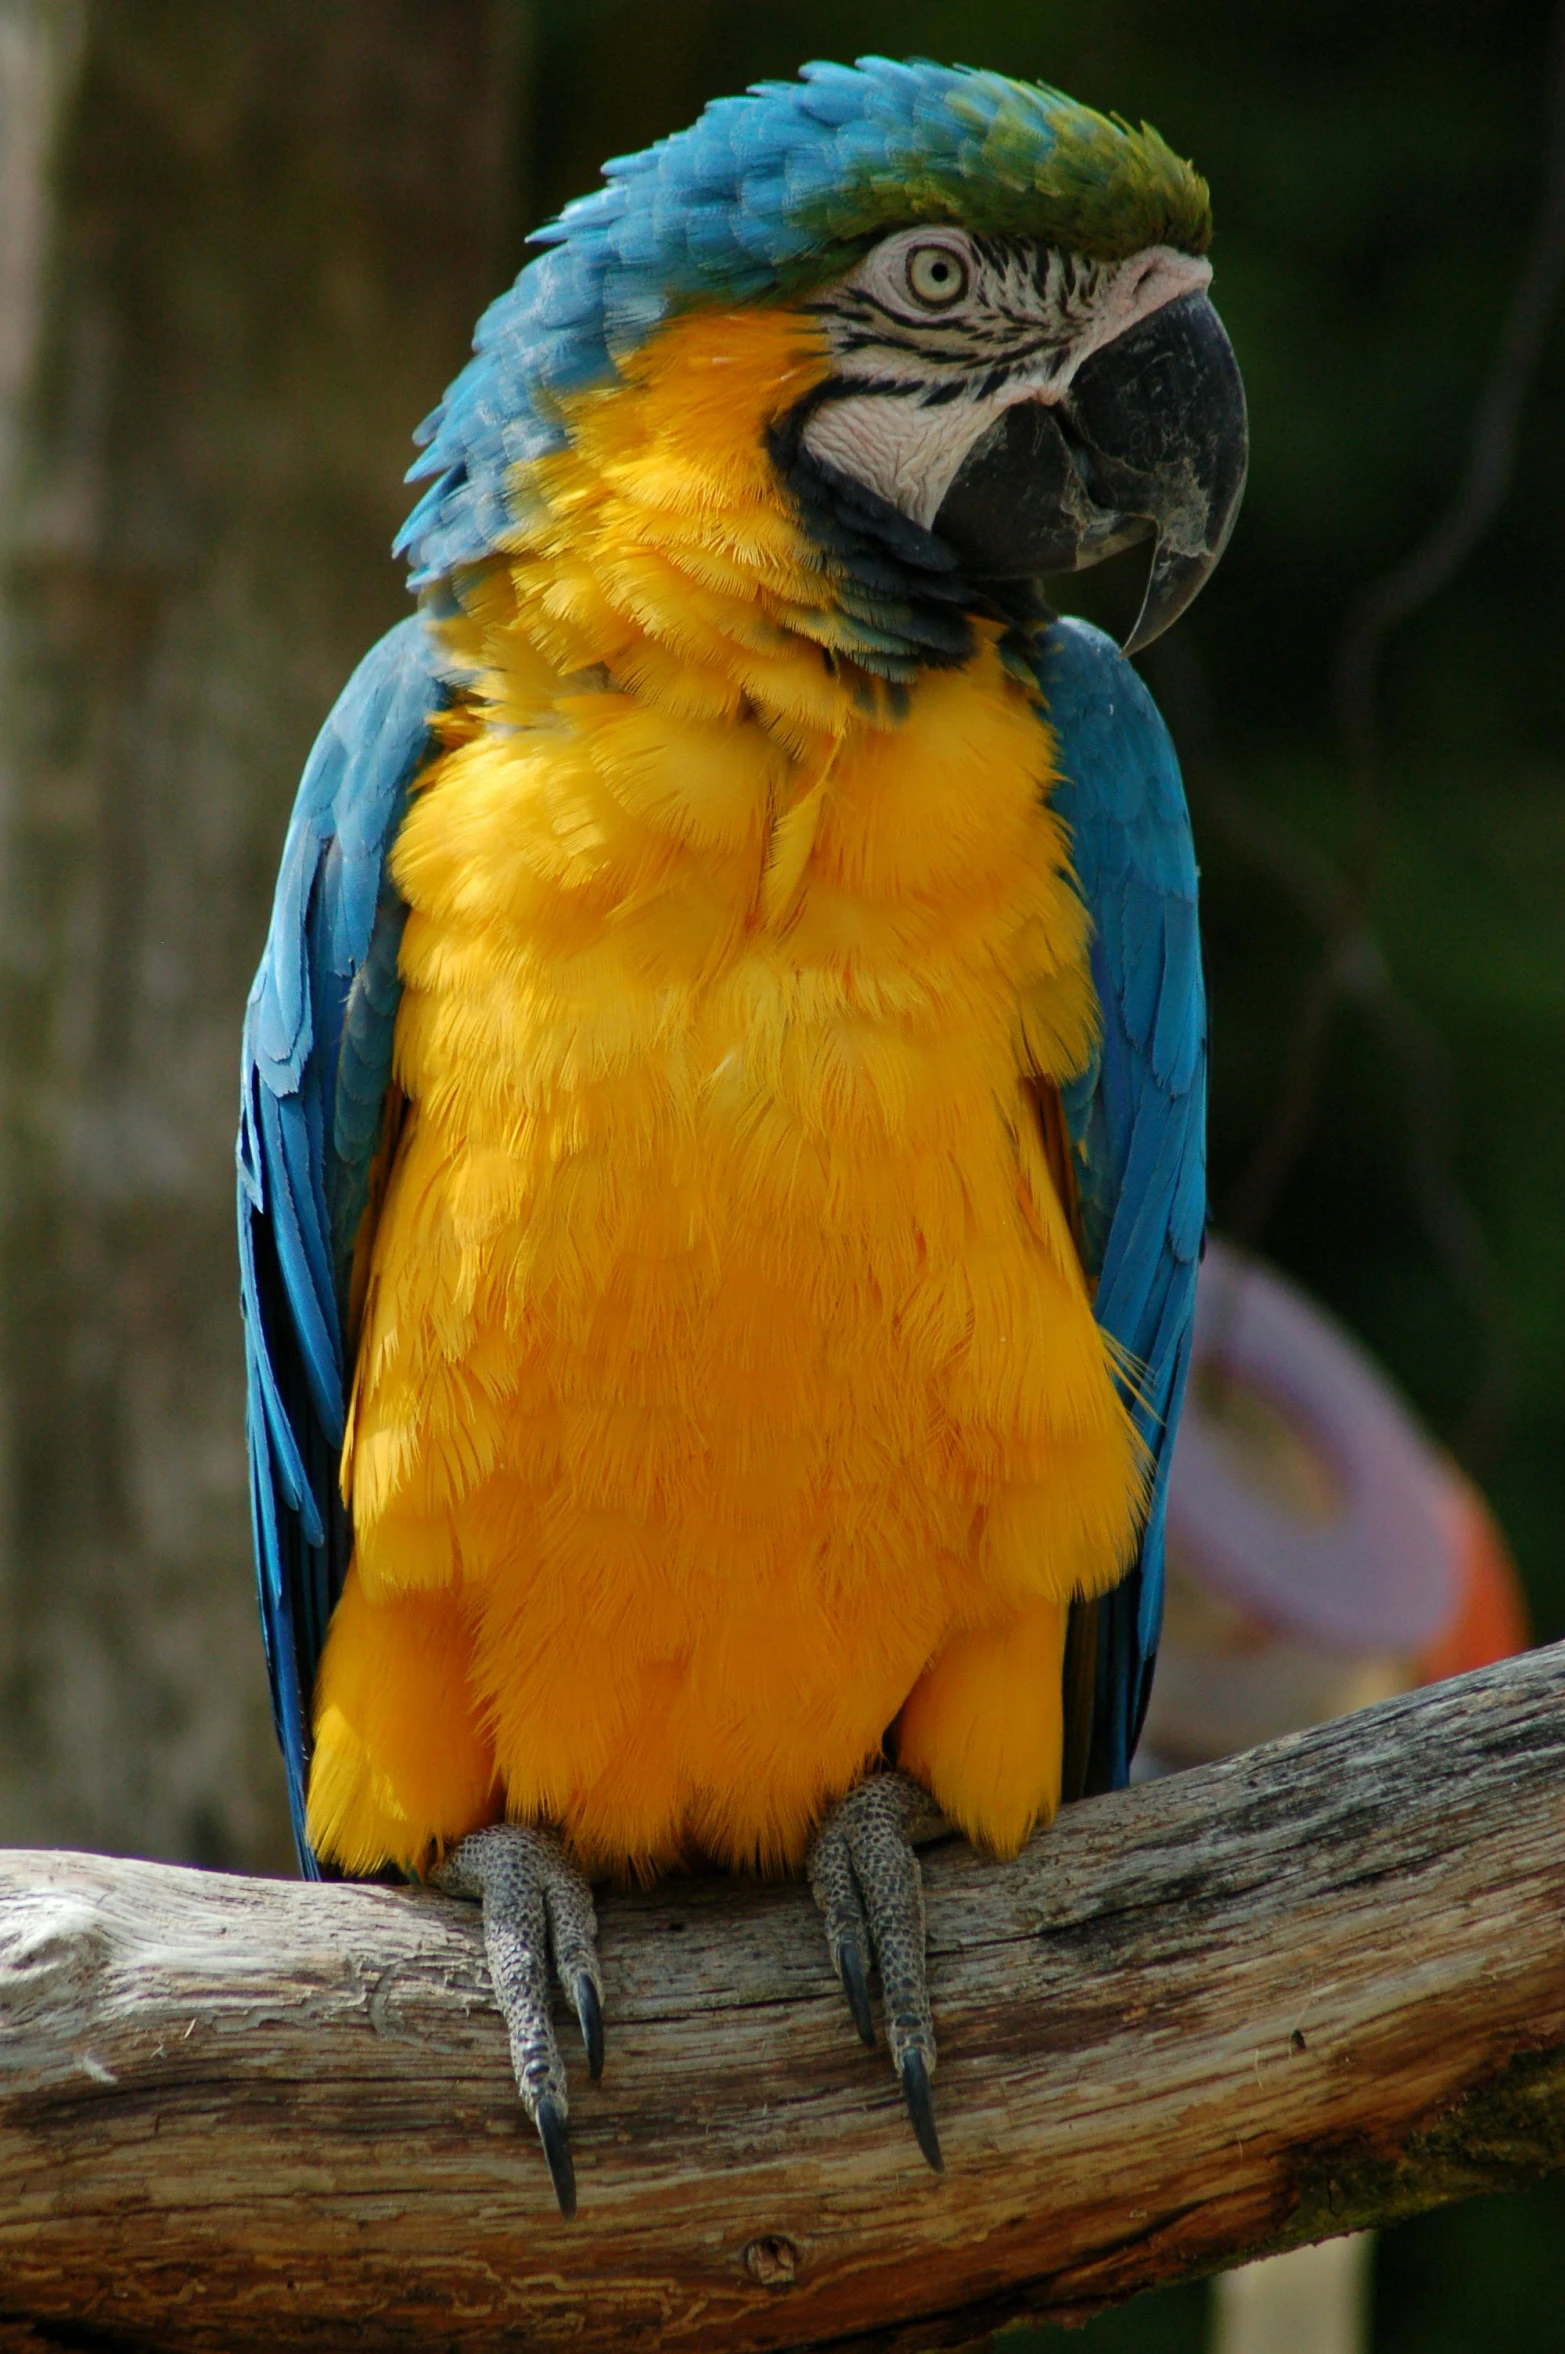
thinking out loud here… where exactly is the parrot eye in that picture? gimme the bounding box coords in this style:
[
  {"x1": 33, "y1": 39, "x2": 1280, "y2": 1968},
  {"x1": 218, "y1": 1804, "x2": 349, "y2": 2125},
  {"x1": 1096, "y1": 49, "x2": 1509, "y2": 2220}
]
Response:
[{"x1": 905, "y1": 243, "x2": 970, "y2": 310}]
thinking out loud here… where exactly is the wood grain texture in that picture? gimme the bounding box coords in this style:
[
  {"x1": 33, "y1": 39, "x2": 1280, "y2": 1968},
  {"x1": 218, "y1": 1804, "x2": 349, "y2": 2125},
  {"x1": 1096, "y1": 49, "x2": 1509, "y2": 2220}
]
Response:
[{"x1": 4, "y1": 1644, "x2": 1565, "y2": 2354}]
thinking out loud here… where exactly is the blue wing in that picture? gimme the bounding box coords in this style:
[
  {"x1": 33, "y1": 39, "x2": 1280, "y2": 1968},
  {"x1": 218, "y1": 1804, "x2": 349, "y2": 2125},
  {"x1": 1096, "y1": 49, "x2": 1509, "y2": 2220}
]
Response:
[
  {"x1": 1037, "y1": 617, "x2": 1208, "y2": 1794},
  {"x1": 237, "y1": 617, "x2": 446, "y2": 1872}
]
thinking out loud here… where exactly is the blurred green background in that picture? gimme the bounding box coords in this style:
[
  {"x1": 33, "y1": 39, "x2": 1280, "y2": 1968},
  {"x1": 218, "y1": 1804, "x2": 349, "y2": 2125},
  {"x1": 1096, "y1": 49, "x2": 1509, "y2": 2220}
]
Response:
[{"x1": 0, "y1": 1, "x2": 1561, "y2": 2346}]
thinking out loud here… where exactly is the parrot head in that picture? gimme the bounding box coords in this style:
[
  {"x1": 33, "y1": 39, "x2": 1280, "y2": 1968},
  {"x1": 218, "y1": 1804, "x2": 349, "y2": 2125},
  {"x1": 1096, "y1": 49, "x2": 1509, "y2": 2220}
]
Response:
[{"x1": 401, "y1": 58, "x2": 1246, "y2": 661}]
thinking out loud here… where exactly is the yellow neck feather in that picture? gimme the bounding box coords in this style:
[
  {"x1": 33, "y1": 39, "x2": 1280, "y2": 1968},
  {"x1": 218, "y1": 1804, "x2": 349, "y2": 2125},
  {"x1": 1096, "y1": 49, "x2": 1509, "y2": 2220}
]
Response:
[{"x1": 438, "y1": 304, "x2": 895, "y2": 742}]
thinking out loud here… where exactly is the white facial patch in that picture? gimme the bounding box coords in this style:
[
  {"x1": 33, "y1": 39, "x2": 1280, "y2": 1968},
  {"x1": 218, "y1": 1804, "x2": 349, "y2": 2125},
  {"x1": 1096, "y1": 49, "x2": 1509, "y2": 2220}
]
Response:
[
  {"x1": 801, "y1": 229, "x2": 1212, "y2": 531},
  {"x1": 805, "y1": 392, "x2": 1017, "y2": 531}
]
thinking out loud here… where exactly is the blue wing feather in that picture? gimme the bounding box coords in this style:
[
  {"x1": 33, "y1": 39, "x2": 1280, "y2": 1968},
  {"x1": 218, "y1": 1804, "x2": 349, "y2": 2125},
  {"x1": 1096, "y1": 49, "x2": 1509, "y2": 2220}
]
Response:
[
  {"x1": 237, "y1": 616, "x2": 445, "y2": 1871},
  {"x1": 1039, "y1": 617, "x2": 1207, "y2": 1791}
]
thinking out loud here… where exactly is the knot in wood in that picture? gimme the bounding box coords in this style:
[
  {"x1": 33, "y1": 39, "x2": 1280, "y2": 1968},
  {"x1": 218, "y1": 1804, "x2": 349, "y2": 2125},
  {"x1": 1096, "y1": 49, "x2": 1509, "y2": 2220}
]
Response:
[
  {"x1": 0, "y1": 1897, "x2": 111, "y2": 2026},
  {"x1": 743, "y1": 2234, "x2": 799, "y2": 2288}
]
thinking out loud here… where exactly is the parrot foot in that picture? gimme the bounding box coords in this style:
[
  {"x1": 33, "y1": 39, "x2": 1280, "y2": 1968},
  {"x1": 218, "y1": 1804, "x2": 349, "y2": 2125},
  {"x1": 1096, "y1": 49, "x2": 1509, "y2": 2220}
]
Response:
[
  {"x1": 807, "y1": 1769, "x2": 945, "y2": 2173},
  {"x1": 435, "y1": 1822, "x2": 603, "y2": 2218}
]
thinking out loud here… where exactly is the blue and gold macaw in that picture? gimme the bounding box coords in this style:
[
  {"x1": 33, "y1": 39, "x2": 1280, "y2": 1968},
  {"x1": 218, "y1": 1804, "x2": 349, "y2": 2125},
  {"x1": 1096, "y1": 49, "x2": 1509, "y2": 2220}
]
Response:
[{"x1": 239, "y1": 59, "x2": 1240, "y2": 2211}]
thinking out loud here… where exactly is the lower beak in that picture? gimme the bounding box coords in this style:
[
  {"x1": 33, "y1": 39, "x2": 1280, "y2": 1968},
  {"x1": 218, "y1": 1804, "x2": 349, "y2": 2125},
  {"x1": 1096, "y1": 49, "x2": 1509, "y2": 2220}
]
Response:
[{"x1": 932, "y1": 289, "x2": 1248, "y2": 654}]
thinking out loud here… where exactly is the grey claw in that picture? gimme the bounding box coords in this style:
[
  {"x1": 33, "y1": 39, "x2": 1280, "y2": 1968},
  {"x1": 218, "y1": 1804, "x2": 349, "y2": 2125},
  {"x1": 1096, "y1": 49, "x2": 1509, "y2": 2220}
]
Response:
[
  {"x1": 574, "y1": 1970, "x2": 604, "y2": 2079},
  {"x1": 898, "y1": 2047, "x2": 943, "y2": 2173},
  {"x1": 536, "y1": 2094, "x2": 577, "y2": 2218},
  {"x1": 838, "y1": 1937, "x2": 876, "y2": 2049},
  {"x1": 436, "y1": 1823, "x2": 603, "y2": 2211},
  {"x1": 807, "y1": 1770, "x2": 944, "y2": 2169}
]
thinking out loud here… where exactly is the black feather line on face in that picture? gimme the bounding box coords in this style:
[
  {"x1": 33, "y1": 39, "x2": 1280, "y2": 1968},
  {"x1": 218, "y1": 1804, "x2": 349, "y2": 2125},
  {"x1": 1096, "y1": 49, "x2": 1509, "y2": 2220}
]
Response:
[
  {"x1": 764, "y1": 380, "x2": 1049, "y2": 678},
  {"x1": 822, "y1": 287, "x2": 994, "y2": 342},
  {"x1": 811, "y1": 233, "x2": 1109, "y2": 390}
]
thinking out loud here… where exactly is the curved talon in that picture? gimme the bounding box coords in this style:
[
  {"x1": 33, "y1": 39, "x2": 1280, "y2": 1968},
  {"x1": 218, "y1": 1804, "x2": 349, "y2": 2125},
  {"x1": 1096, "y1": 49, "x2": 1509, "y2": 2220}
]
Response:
[
  {"x1": 574, "y1": 1970, "x2": 604, "y2": 2080},
  {"x1": 808, "y1": 1770, "x2": 943, "y2": 2170},
  {"x1": 897, "y1": 2047, "x2": 943, "y2": 2174},
  {"x1": 436, "y1": 1823, "x2": 603, "y2": 2212},
  {"x1": 838, "y1": 1937, "x2": 876, "y2": 2050},
  {"x1": 535, "y1": 2094, "x2": 578, "y2": 2218}
]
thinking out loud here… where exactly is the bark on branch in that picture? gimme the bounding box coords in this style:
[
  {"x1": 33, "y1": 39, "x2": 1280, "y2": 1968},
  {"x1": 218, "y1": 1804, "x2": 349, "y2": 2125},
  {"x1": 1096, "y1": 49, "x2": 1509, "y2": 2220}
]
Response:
[{"x1": 4, "y1": 1645, "x2": 1565, "y2": 2354}]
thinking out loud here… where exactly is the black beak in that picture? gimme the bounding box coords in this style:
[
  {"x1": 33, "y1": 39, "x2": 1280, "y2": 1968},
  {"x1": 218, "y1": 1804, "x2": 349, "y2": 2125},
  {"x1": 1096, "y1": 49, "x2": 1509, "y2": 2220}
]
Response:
[{"x1": 932, "y1": 289, "x2": 1248, "y2": 654}]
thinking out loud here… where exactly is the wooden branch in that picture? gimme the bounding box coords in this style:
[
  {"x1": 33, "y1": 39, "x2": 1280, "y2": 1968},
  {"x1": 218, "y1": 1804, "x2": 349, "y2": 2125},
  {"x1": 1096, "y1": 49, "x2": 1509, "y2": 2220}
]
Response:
[{"x1": 4, "y1": 1647, "x2": 1565, "y2": 2354}]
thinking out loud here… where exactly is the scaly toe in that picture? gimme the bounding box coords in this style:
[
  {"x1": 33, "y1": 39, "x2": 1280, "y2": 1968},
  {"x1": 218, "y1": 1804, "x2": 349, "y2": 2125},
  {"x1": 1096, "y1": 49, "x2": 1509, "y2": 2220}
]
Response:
[
  {"x1": 838, "y1": 1935, "x2": 876, "y2": 2049},
  {"x1": 807, "y1": 1769, "x2": 944, "y2": 2173},
  {"x1": 436, "y1": 1822, "x2": 603, "y2": 2215}
]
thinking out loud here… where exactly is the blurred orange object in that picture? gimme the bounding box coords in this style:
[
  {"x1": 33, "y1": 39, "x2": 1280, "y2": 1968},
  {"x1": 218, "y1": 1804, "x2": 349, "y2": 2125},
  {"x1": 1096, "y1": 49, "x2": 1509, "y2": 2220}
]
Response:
[
  {"x1": 1417, "y1": 1468, "x2": 1530, "y2": 1683},
  {"x1": 1141, "y1": 1238, "x2": 1529, "y2": 1771}
]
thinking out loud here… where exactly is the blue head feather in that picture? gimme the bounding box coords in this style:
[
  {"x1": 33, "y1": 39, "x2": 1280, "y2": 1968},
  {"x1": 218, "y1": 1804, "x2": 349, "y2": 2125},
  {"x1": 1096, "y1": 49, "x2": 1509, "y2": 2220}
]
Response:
[{"x1": 396, "y1": 58, "x2": 1209, "y2": 587}]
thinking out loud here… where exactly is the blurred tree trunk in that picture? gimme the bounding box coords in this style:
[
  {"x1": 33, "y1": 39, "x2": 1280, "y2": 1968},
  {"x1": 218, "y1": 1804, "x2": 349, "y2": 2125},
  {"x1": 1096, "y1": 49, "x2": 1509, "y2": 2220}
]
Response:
[{"x1": 0, "y1": 0, "x2": 526, "y2": 1870}]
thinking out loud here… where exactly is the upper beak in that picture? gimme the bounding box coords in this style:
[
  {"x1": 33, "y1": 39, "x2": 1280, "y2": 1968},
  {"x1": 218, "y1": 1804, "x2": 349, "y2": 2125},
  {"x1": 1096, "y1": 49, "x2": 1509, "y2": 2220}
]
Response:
[{"x1": 931, "y1": 288, "x2": 1248, "y2": 654}]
